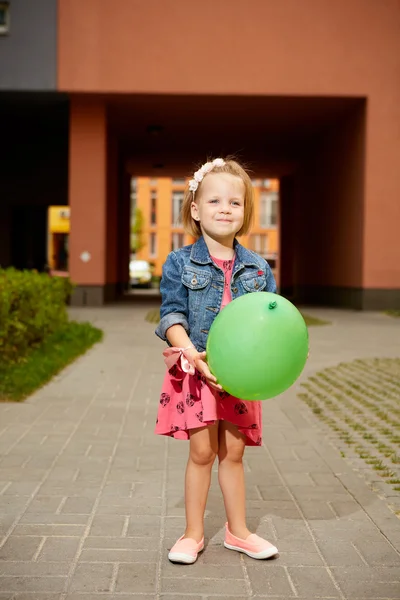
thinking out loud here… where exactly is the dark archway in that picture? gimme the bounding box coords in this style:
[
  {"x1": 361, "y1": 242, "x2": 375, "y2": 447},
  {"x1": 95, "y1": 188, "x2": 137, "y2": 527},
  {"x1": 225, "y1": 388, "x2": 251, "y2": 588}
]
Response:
[{"x1": 110, "y1": 93, "x2": 365, "y2": 308}]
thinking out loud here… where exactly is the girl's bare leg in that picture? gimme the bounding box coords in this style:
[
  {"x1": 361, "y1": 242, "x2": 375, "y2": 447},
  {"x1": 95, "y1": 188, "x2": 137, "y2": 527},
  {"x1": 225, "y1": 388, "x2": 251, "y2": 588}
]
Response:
[
  {"x1": 184, "y1": 422, "x2": 219, "y2": 542},
  {"x1": 217, "y1": 420, "x2": 251, "y2": 540}
]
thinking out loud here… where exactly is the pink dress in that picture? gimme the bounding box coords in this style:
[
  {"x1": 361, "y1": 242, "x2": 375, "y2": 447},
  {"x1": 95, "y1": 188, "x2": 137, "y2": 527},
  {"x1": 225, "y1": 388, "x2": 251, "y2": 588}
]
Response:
[{"x1": 155, "y1": 257, "x2": 262, "y2": 446}]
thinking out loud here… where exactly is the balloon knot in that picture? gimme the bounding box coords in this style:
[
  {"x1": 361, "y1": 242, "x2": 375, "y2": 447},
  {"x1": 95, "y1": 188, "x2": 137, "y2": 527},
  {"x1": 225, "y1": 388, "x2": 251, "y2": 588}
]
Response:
[{"x1": 268, "y1": 301, "x2": 277, "y2": 309}]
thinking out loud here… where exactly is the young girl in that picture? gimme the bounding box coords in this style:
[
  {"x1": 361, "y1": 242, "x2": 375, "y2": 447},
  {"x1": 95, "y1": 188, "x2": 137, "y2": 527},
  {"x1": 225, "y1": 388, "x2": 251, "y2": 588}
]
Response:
[{"x1": 155, "y1": 157, "x2": 278, "y2": 564}]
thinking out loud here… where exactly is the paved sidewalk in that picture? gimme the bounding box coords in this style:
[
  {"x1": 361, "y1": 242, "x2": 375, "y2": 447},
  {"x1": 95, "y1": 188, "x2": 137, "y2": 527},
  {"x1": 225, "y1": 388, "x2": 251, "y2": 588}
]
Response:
[{"x1": 0, "y1": 303, "x2": 399, "y2": 599}]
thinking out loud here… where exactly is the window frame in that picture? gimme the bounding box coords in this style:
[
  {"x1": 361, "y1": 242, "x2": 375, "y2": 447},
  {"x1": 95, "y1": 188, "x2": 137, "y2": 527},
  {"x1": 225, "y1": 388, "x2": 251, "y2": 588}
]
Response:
[
  {"x1": 250, "y1": 233, "x2": 269, "y2": 257},
  {"x1": 268, "y1": 192, "x2": 278, "y2": 228},
  {"x1": 0, "y1": 1, "x2": 10, "y2": 35},
  {"x1": 171, "y1": 232, "x2": 185, "y2": 251},
  {"x1": 171, "y1": 191, "x2": 184, "y2": 226},
  {"x1": 150, "y1": 190, "x2": 157, "y2": 226},
  {"x1": 149, "y1": 232, "x2": 157, "y2": 258},
  {"x1": 260, "y1": 191, "x2": 278, "y2": 228}
]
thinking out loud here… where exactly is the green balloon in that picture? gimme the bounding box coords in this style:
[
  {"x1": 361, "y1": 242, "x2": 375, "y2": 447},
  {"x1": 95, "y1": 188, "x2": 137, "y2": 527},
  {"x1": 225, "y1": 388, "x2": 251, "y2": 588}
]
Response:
[{"x1": 206, "y1": 293, "x2": 309, "y2": 400}]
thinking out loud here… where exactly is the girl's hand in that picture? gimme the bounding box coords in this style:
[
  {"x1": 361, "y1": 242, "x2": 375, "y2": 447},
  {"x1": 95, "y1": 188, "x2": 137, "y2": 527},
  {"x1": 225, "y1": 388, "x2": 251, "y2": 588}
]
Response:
[{"x1": 186, "y1": 348, "x2": 223, "y2": 391}]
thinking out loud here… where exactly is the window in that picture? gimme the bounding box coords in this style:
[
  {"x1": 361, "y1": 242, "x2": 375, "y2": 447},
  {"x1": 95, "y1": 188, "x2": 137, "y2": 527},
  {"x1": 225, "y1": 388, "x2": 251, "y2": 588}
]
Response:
[
  {"x1": 250, "y1": 234, "x2": 268, "y2": 257},
  {"x1": 172, "y1": 191, "x2": 184, "y2": 225},
  {"x1": 150, "y1": 232, "x2": 157, "y2": 258},
  {"x1": 171, "y1": 233, "x2": 184, "y2": 251},
  {"x1": 149, "y1": 178, "x2": 158, "y2": 187},
  {"x1": 172, "y1": 178, "x2": 185, "y2": 185},
  {"x1": 130, "y1": 178, "x2": 137, "y2": 211},
  {"x1": 268, "y1": 192, "x2": 278, "y2": 227},
  {"x1": 260, "y1": 192, "x2": 278, "y2": 228},
  {"x1": 0, "y1": 2, "x2": 10, "y2": 35},
  {"x1": 150, "y1": 191, "x2": 157, "y2": 225},
  {"x1": 260, "y1": 193, "x2": 268, "y2": 228}
]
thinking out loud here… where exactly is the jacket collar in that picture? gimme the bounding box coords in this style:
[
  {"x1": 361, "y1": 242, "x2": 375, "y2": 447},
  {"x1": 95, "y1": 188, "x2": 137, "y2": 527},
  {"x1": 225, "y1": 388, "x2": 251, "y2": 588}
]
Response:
[{"x1": 190, "y1": 236, "x2": 260, "y2": 267}]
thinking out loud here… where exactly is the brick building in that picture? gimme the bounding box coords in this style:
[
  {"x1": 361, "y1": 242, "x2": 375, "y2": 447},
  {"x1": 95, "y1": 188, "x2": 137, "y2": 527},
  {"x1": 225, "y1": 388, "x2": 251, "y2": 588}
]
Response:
[{"x1": 0, "y1": 0, "x2": 399, "y2": 309}]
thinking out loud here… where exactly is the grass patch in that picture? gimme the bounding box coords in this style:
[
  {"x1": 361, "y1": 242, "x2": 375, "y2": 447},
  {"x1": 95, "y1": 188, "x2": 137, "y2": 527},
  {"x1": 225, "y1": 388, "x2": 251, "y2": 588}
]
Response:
[
  {"x1": 145, "y1": 308, "x2": 330, "y2": 327},
  {"x1": 385, "y1": 310, "x2": 400, "y2": 318},
  {"x1": 145, "y1": 308, "x2": 161, "y2": 324},
  {"x1": 0, "y1": 321, "x2": 103, "y2": 402},
  {"x1": 301, "y1": 313, "x2": 330, "y2": 326},
  {"x1": 371, "y1": 460, "x2": 386, "y2": 470},
  {"x1": 381, "y1": 469, "x2": 396, "y2": 478},
  {"x1": 299, "y1": 357, "x2": 400, "y2": 497}
]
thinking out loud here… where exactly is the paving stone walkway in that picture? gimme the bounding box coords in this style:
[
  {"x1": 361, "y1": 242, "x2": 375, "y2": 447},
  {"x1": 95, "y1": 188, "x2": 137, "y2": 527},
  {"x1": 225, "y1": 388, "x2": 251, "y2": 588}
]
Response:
[{"x1": 0, "y1": 302, "x2": 399, "y2": 599}]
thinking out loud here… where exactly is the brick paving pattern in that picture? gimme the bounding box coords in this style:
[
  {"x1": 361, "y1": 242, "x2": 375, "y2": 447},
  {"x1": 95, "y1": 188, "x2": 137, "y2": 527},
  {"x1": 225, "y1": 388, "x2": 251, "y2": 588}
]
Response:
[{"x1": 0, "y1": 304, "x2": 399, "y2": 599}]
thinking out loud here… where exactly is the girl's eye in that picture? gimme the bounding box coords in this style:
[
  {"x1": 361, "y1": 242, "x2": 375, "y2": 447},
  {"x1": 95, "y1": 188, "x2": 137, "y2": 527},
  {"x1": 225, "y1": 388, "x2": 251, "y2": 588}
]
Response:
[
  {"x1": 209, "y1": 199, "x2": 219, "y2": 204},
  {"x1": 232, "y1": 201, "x2": 242, "y2": 206}
]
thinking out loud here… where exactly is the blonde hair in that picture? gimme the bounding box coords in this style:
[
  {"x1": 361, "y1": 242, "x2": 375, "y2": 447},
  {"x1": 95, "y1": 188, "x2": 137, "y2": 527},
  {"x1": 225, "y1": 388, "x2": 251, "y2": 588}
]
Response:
[{"x1": 181, "y1": 157, "x2": 254, "y2": 238}]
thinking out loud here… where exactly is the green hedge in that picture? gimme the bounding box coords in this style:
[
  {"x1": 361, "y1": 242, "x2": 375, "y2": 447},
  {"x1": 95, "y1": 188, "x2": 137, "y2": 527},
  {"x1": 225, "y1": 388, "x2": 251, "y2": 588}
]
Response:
[{"x1": 0, "y1": 268, "x2": 73, "y2": 366}]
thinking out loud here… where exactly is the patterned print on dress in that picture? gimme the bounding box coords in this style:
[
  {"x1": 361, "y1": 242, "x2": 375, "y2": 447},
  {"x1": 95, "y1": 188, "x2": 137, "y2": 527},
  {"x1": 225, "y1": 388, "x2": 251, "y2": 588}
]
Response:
[
  {"x1": 249, "y1": 423, "x2": 258, "y2": 429},
  {"x1": 218, "y1": 390, "x2": 229, "y2": 399},
  {"x1": 256, "y1": 436, "x2": 262, "y2": 446},
  {"x1": 160, "y1": 393, "x2": 170, "y2": 407},
  {"x1": 176, "y1": 401, "x2": 185, "y2": 414},
  {"x1": 155, "y1": 417, "x2": 158, "y2": 425},
  {"x1": 195, "y1": 410, "x2": 204, "y2": 422},
  {"x1": 234, "y1": 401, "x2": 248, "y2": 415},
  {"x1": 222, "y1": 260, "x2": 234, "y2": 291},
  {"x1": 169, "y1": 364, "x2": 179, "y2": 377},
  {"x1": 223, "y1": 259, "x2": 233, "y2": 271},
  {"x1": 195, "y1": 372, "x2": 206, "y2": 387},
  {"x1": 170, "y1": 425, "x2": 180, "y2": 433},
  {"x1": 186, "y1": 393, "x2": 196, "y2": 407}
]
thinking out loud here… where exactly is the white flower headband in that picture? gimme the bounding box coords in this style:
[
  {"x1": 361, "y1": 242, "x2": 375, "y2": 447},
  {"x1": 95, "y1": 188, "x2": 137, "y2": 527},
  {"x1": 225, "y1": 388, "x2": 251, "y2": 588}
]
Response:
[{"x1": 189, "y1": 158, "x2": 225, "y2": 194}]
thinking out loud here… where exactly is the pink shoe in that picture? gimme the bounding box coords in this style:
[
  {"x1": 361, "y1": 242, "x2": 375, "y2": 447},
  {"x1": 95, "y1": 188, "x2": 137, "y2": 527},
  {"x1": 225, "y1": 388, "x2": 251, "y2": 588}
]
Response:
[
  {"x1": 168, "y1": 535, "x2": 205, "y2": 564},
  {"x1": 224, "y1": 523, "x2": 278, "y2": 559}
]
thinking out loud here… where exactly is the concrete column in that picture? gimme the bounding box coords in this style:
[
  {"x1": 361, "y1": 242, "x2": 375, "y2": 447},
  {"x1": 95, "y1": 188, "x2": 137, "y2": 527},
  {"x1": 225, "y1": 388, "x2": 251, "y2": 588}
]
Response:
[
  {"x1": 362, "y1": 98, "x2": 400, "y2": 309},
  {"x1": 68, "y1": 97, "x2": 116, "y2": 305}
]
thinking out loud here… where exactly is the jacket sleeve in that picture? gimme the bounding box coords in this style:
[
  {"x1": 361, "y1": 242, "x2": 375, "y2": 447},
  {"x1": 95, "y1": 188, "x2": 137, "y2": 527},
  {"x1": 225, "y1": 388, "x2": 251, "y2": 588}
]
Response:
[
  {"x1": 265, "y1": 261, "x2": 277, "y2": 294},
  {"x1": 155, "y1": 252, "x2": 190, "y2": 342}
]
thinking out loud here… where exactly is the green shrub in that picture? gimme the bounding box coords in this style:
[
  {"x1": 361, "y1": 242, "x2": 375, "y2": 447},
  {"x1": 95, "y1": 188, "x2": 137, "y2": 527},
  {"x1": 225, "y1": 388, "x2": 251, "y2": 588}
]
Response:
[{"x1": 0, "y1": 269, "x2": 73, "y2": 366}]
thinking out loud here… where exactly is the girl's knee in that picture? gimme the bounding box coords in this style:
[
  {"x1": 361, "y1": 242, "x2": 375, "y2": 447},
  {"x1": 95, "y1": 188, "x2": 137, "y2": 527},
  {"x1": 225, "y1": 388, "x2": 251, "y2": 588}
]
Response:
[
  {"x1": 218, "y1": 421, "x2": 246, "y2": 463},
  {"x1": 190, "y1": 446, "x2": 217, "y2": 466},
  {"x1": 188, "y1": 424, "x2": 219, "y2": 466},
  {"x1": 218, "y1": 440, "x2": 245, "y2": 464}
]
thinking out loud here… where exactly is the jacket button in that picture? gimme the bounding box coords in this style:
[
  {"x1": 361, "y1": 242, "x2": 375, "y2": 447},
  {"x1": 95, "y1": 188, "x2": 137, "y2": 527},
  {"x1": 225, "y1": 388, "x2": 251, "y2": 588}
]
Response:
[
  {"x1": 254, "y1": 281, "x2": 259, "y2": 289},
  {"x1": 232, "y1": 287, "x2": 238, "y2": 293},
  {"x1": 191, "y1": 276, "x2": 197, "y2": 285}
]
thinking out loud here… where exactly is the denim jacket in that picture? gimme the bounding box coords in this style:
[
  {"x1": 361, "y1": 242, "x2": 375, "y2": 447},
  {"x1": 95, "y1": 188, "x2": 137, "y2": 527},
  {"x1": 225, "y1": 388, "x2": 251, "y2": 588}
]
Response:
[{"x1": 155, "y1": 236, "x2": 277, "y2": 352}]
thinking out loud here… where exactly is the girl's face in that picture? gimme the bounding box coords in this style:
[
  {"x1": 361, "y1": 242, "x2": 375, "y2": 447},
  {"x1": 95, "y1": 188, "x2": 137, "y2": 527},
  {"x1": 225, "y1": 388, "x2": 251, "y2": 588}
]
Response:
[{"x1": 191, "y1": 173, "x2": 245, "y2": 242}]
